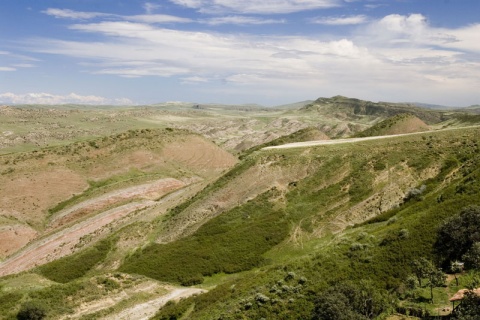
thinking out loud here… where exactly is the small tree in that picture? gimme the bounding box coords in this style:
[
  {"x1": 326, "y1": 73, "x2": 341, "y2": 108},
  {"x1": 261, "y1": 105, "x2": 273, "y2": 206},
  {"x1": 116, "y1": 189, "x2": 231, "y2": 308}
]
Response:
[
  {"x1": 452, "y1": 290, "x2": 480, "y2": 319},
  {"x1": 426, "y1": 267, "x2": 445, "y2": 304},
  {"x1": 411, "y1": 258, "x2": 445, "y2": 303},
  {"x1": 435, "y1": 206, "x2": 480, "y2": 269},
  {"x1": 411, "y1": 257, "x2": 431, "y2": 287},
  {"x1": 17, "y1": 301, "x2": 47, "y2": 320}
]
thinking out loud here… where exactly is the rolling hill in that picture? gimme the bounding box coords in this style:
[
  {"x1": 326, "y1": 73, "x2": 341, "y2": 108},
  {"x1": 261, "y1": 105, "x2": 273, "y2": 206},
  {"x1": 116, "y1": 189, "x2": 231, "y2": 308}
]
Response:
[{"x1": 0, "y1": 97, "x2": 479, "y2": 319}]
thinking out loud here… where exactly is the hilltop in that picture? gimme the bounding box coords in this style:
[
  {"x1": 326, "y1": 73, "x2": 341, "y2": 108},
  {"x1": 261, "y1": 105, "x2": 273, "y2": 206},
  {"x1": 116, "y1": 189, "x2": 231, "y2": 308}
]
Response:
[
  {"x1": 1, "y1": 95, "x2": 461, "y2": 155},
  {"x1": 354, "y1": 113, "x2": 430, "y2": 137}
]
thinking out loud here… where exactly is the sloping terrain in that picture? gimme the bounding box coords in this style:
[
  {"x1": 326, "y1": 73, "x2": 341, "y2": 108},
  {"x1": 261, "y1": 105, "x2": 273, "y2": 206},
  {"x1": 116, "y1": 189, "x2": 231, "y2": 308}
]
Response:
[
  {"x1": 145, "y1": 125, "x2": 480, "y2": 320},
  {"x1": 0, "y1": 129, "x2": 236, "y2": 264},
  {"x1": 0, "y1": 100, "x2": 480, "y2": 319},
  {"x1": 354, "y1": 113, "x2": 430, "y2": 137},
  {"x1": 301, "y1": 95, "x2": 445, "y2": 124},
  {"x1": 1, "y1": 96, "x2": 455, "y2": 155}
]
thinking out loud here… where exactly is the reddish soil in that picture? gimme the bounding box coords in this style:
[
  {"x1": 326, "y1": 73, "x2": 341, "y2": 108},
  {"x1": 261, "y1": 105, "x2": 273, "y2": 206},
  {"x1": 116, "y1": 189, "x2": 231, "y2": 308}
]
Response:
[
  {"x1": 0, "y1": 178, "x2": 188, "y2": 277},
  {"x1": 0, "y1": 224, "x2": 37, "y2": 257},
  {"x1": 48, "y1": 178, "x2": 186, "y2": 230}
]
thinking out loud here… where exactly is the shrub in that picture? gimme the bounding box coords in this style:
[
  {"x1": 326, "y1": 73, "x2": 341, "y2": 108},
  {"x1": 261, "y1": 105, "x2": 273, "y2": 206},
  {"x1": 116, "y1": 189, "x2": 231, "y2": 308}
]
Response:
[
  {"x1": 403, "y1": 185, "x2": 426, "y2": 202},
  {"x1": 37, "y1": 239, "x2": 112, "y2": 283},
  {"x1": 435, "y1": 206, "x2": 480, "y2": 269},
  {"x1": 16, "y1": 301, "x2": 47, "y2": 320}
]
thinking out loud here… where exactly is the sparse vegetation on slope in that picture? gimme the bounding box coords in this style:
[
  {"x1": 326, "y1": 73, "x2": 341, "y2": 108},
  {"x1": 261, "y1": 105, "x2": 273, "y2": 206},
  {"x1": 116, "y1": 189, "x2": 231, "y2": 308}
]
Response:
[
  {"x1": 120, "y1": 189, "x2": 289, "y2": 285},
  {"x1": 354, "y1": 113, "x2": 429, "y2": 137},
  {"x1": 1, "y1": 100, "x2": 480, "y2": 319},
  {"x1": 149, "y1": 126, "x2": 480, "y2": 319}
]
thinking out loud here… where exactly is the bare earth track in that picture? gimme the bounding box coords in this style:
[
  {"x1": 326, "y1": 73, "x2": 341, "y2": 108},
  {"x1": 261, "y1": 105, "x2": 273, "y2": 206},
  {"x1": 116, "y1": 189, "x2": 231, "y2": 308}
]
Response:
[
  {"x1": 0, "y1": 178, "x2": 188, "y2": 277},
  {"x1": 262, "y1": 126, "x2": 480, "y2": 150},
  {"x1": 101, "y1": 287, "x2": 206, "y2": 320}
]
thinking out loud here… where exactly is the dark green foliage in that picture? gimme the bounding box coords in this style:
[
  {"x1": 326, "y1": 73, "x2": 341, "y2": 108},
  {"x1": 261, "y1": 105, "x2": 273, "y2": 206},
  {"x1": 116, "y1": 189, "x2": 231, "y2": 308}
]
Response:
[
  {"x1": 313, "y1": 281, "x2": 392, "y2": 319},
  {"x1": 23, "y1": 282, "x2": 90, "y2": 318},
  {"x1": 16, "y1": 301, "x2": 47, "y2": 320},
  {"x1": 435, "y1": 206, "x2": 480, "y2": 269},
  {"x1": 451, "y1": 290, "x2": 480, "y2": 319},
  {"x1": 463, "y1": 243, "x2": 480, "y2": 270},
  {"x1": 37, "y1": 239, "x2": 112, "y2": 283},
  {"x1": 121, "y1": 190, "x2": 289, "y2": 283},
  {"x1": 153, "y1": 300, "x2": 192, "y2": 320},
  {"x1": 0, "y1": 292, "x2": 24, "y2": 318}
]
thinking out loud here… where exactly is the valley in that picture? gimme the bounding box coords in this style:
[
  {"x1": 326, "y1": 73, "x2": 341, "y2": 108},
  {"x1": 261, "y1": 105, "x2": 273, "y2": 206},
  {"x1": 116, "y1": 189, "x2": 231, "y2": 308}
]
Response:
[{"x1": 1, "y1": 96, "x2": 479, "y2": 319}]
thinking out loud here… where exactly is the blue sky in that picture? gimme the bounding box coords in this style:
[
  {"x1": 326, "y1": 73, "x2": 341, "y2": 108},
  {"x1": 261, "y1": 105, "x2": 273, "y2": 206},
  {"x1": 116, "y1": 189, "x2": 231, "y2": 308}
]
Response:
[{"x1": 0, "y1": 0, "x2": 479, "y2": 106}]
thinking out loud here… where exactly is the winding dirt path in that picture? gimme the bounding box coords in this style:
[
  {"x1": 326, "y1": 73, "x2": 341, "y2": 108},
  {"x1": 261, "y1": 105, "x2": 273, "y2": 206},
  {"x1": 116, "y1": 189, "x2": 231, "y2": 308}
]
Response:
[
  {"x1": 262, "y1": 126, "x2": 480, "y2": 150},
  {"x1": 0, "y1": 201, "x2": 155, "y2": 277},
  {"x1": 101, "y1": 287, "x2": 206, "y2": 320},
  {"x1": 0, "y1": 178, "x2": 189, "y2": 277}
]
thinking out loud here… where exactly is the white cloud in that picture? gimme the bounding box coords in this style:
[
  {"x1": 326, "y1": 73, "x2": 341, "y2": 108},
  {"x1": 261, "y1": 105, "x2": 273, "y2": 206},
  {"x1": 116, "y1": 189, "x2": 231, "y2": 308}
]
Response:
[
  {"x1": 43, "y1": 8, "x2": 110, "y2": 20},
  {"x1": 12, "y1": 63, "x2": 35, "y2": 68},
  {"x1": 181, "y1": 76, "x2": 210, "y2": 84},
  {"x1": 128, "y1": 14, "x2": 193, "y2": 24},
  {"x1": 311, "y1": 15, "x2": 368, "y2": 25},
  {"x1": 29, "y1": 22, "x2": 373, "y2": 81},
  {"x1": 0, "y1": 92, "x2": 133, "y2": 105},
  {"x1": 0, "y1": 67, "x2": 16, "y2": 72},
  {"x1": 168, "y1": 0, "x2": 341, "y2": 14},
  {"x1": 24, "y1": 12, "x2": 480, "y2": 106},
  {"x1": 441, "y1": 24, "x2": 480, "y2": 53},
  {"x1": 203, "y1": 16, "x2": 284, "y2": 25},
  {"x1": 143, "y1": 2, "x2": 161, "y2": 14},
  {"x1": 43, "y1": 8, "x2": 191, "y2": 25}
]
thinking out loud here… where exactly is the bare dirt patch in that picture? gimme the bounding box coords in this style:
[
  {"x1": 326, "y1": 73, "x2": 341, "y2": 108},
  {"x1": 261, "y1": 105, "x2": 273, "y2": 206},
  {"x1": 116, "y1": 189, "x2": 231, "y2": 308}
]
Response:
[
  {"x1": 48, "y1": 178, "x2": 186, "y2": 230},
  {"x1": 0, "y1": 168, "x2": 88, "y2": 227},
  {"x1": 161, "y1": 135, "x2": 237, "y2": 172},
  {"x1": 101, "y1": 287, "x2": 206, "y2": 320},
  {"x1": 0, "y1": 200, "x2": 157, "y2": 277},
  {"x1": 0, "y1": 224, "x2": 37, "y2": 258}
]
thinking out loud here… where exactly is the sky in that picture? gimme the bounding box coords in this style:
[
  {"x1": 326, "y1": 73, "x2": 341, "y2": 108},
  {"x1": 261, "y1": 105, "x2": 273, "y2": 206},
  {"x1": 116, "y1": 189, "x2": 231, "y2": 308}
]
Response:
[{"x1": 0, "y1": 0, "x2": 479, "y2": 107}]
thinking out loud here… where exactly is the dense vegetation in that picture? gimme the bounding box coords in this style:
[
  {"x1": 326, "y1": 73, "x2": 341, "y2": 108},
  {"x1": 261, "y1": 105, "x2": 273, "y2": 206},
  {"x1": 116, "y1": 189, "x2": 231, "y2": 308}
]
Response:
[
  {"x1": 1, "y1": 118, "x2": 479, "y2": 319},
  {"x1": 36, "y1": 239, "x2": 113, "y2": 283},
  {"x1": 151, "y1": 127, "x2": 480, "y2": 319},
  {"x1": 121, "y1": 189, "x2": 289, "y2": 285}
]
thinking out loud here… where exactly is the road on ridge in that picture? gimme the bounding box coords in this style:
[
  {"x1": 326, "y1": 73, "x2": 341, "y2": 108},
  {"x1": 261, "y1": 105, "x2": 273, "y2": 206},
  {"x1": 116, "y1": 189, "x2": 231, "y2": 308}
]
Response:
[{"x1": 262, "y1": 126, "x2": 479, "y2": 150}]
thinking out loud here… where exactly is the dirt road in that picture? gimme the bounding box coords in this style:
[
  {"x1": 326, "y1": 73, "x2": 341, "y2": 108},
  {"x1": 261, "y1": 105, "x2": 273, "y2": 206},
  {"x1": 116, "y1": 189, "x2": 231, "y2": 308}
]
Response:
[
  {"x1": 102, "y1": 287, "x2": 206, "y2": 320},
  {"x1": 262, "y1": 126, "x2": 480, "y2": 150},
  {"x1": 262, "y1": 132, "x2": 418, "y2": 150}
]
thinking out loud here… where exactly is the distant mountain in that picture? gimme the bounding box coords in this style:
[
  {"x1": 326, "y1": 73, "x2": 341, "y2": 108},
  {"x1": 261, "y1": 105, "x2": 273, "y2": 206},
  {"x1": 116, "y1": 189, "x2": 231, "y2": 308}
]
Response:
[
  {"x1": 409, "y1": 102, "x2": 455, "y2": 110},
  {"x1": 300, "y1": 95, "x2": 446, "y2": 124},
  {"x1": 271, "y1": 100, "x2": 314, "y2": 110},
  {"x1": 458, "y1": 104, "x2": 480, "y2": 114}
]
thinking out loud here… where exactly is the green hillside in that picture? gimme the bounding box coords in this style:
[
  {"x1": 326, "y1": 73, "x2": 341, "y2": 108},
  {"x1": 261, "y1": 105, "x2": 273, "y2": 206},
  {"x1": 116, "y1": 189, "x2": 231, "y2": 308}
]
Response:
[
  {"x1": 1, "y1": 100, "x2": 480, "y2": 319},
  {"x1": 149, "y1": 126, "x2": 480, "y2": 319},
  {"x1": 301, "y1": 95, "x2": 446, "y2": 124},
  {"x1": 354, "y1": 113, "x2": 429, "y2": 137}
]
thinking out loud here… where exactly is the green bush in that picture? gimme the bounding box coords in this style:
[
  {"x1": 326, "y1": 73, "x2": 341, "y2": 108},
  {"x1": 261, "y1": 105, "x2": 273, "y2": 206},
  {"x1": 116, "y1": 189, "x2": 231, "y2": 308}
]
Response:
[
  {"x1": 121, "y1": 190, "x2": 288, "y2": 283},
  {"x1": 16, "y1": 301, "x2": 47, "y2": 320},
  {"x1": 37, "y1": 239, "x2": 112, "y2": 283}
]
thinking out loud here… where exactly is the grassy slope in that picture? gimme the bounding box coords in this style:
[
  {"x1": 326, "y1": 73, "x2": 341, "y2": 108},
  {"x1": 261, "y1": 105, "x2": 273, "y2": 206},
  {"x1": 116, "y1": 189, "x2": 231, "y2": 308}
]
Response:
[
  {"x1": 1, "y1": 122, "x2": 479, "y2": 318},
  {"x1": 149, "y1": 126, "x2": 480, "y2": 319},
  {"x1": 354, "y1": 113, "x2": 429, "y2": 137}
]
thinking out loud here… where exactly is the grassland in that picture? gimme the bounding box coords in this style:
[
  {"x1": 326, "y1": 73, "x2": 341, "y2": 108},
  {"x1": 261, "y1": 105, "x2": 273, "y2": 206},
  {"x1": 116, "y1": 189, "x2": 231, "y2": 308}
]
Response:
[{"x1": 1, "y1": 98, "x2": 480, "y2": 319}]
